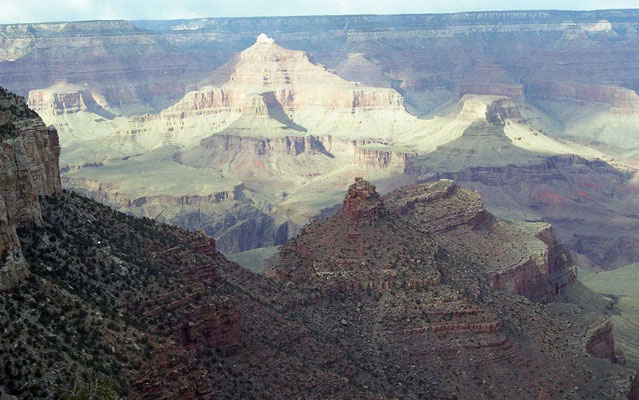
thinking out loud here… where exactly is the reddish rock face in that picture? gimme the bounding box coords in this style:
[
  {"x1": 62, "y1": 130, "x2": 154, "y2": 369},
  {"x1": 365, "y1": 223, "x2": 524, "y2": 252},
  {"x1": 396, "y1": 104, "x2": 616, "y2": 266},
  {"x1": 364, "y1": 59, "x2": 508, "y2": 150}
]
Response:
[
  {"x1": 176, "y1": 299, "x2": 241, "y2": 353},
  {"x1": 264, "y1": 178, "x2": 637, "y2": 399},
  {"x1": 341, "y1": 177, "x2": 386, "y2": 225},
  {"x1": 189, "y1": 236, "x2": 217, "y2": 256},
  {"x1": 586, "y1": 320, "x2": 616, "y2": 360},
  {"x1": 132, "y1": 343, "x2": 214, "y2": 400},
  {"x1": 141, "y1": 236, "x2": 241, "y2": 356}
]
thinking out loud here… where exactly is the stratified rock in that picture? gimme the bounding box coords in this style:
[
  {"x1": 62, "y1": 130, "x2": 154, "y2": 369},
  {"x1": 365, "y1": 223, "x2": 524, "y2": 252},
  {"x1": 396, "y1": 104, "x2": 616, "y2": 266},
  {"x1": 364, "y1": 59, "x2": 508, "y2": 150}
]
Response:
[
  {"x1": 265, "y1": 177, "x2": 637, "y2": 399},
  {"x1": 0, "y1": 87, "x2": 60, "y2": 290},
  {"x1": 117, "y1": 33, "x2": 420, "y2": 149},
  {"x1": 342, "y1": 177, "x2": 386, "y2": 225},
  {"x1": 270, "y1": 178, "x2": 572, "y2": 302}
]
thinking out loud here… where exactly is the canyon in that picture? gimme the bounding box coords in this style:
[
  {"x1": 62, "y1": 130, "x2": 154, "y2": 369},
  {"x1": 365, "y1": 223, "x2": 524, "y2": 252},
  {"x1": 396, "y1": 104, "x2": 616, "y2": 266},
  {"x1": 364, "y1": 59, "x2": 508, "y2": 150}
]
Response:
[
  {"x1": 1, "y1": 87, "x2": 638, "y2": 398},
  {"x1": 3, "y1": 15, "x2": 636, "y2": 271},
  {"x1": 0, "y1": 7, "x2": 639, "y2": 399}
]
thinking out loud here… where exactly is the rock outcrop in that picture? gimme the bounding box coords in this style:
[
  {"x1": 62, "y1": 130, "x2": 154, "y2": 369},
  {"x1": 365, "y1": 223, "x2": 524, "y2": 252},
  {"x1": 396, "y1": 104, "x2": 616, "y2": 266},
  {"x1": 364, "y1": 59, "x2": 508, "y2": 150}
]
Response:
[
  {"x1": 585, "y1": 320, "x2": 616, "y2": 359},
  {"x1": 265, "y1": 177, "x2": 637, "y2": 399},
  {"x1": 269, "y1": 178, "x2": 574, "y2": 302},
  {"x1": 341, "y1": 177, "x2": 386, "y2": 225},
  {"x1": 0, "y1": 87, "x2": 60, "y2": 290},
  {"x1": 199, "y1": 134, "x2": 317, "y2": 156}
]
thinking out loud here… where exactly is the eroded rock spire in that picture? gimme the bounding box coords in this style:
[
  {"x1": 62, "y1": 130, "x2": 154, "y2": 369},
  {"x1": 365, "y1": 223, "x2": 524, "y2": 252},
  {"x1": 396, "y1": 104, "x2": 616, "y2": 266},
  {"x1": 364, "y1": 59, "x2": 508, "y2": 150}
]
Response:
[{"x1": 342, "y1": 177, "x2": 386, "y2": 225}]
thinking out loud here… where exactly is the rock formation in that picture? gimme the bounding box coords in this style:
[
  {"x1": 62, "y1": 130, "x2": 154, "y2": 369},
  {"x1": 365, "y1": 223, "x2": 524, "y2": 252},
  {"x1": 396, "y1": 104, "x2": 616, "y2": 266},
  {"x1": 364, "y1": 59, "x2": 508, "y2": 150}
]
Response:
[
  {"x1": 0, "y1": 87, "x2": 60, "y2": 290},
  {"x1": 265, "y1": 178, "x2": 637, "y2": 399},
  {"x1": 1, "y1": 11, "x2": 639, "y2": 275},
  {"x1": 269, "y1": 178, "x2": 574, "y2": 302},
  {"x1": 585, "y1": 320, "x2": 617, "y2": 360},
  {"x1": 341, "y1": 177, "x2": 386, "y2": 225},
  {"x1": 115, "y1": 33, "x2": 420, "y2": 151}
]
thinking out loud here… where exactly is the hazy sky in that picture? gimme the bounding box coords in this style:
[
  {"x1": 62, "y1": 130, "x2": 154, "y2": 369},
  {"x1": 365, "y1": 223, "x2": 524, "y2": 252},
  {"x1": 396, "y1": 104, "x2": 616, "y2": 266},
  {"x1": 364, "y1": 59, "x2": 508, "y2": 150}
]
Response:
[{"x1": 1, "y1": 0, "x2": 638, "y2": 24}]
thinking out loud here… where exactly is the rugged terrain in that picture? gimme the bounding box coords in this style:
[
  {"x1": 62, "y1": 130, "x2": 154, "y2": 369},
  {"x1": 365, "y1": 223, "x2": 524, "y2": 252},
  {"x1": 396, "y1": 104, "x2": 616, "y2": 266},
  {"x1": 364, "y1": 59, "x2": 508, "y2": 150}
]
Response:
[
  {"x1": 2, "y1": 12, "x2": 639, "y2": 270},
  {"x1": 1, "y1": 87, "x2": 638, "y2": 399},
  {"x1": 3, "y1": 12, "x2": 638, "y2": 270},
  {"x1": 579, "y1": 263, "x2": 639, "y2": 369},
  {"x1": 267, "y1": 177, "x2": 639, "y2": 399}
]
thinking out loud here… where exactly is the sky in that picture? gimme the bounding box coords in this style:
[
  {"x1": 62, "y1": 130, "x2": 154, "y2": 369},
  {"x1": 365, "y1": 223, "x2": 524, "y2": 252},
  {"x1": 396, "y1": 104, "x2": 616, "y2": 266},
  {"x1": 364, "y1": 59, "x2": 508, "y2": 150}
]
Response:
[{"x1": 1, "y1": 0, "x2": 638, "y2": 24}]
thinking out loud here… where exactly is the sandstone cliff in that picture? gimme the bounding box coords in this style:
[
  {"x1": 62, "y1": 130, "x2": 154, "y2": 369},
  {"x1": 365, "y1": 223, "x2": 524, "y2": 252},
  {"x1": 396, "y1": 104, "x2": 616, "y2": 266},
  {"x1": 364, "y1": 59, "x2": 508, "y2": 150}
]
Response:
[{"x1": 0, "y1": 87, "x2": 60, "y2": 290}]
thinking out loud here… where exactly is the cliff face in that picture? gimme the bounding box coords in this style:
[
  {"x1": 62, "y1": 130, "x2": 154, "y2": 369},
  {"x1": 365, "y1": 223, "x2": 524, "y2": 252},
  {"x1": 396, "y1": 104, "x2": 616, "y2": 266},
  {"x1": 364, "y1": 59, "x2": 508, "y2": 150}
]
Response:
[
  {"x1": 0, "y1": 87, "x2": 60, "y2": 290},
  {"x1": 526, "y1": 81, "x2": 639, "y2": 114},
  {"x1": 200, "y1": 134, "x2": 316, "y2": 156}
]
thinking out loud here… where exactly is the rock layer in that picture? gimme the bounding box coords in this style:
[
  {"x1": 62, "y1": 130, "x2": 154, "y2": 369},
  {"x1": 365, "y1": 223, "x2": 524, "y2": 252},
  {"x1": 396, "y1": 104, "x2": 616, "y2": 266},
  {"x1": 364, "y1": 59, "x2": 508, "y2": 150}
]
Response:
[
  {"x1": 0, "y1": 88, "x2": 60, "y2": 290},
  {"x1": 266, "y1": 178, "x2": 637, "y2": 399},
  {"x1": 269, "y1": 178, "x2": 574, "y2": 302}
]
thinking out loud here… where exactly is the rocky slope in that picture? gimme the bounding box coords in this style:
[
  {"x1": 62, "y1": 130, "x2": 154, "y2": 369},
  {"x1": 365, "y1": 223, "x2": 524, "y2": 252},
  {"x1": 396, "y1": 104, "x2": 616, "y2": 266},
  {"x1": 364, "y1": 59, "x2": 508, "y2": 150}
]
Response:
[
  {"x1": 266, "y1": 178, "x2": 637, "y2": 399},
  {"x1": 0, "y1": 96, "x2": 372, "y2": 397},
  {"x1": 3, "y1": 176, "x2": 638, "y2": 399},
  {"x1": 268, "y1": 178, "x2": 576, "y2": 302},
  {"x1": 0, "y1": 88, "x2": 60, "y2": 290}
]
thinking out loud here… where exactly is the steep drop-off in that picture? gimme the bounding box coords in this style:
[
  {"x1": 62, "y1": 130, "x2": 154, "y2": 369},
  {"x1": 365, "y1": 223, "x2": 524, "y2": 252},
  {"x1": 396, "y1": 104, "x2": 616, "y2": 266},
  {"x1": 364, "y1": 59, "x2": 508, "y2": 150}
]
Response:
[{"x1": 0, "y1": 88, "x2": 60, "y2": 290}]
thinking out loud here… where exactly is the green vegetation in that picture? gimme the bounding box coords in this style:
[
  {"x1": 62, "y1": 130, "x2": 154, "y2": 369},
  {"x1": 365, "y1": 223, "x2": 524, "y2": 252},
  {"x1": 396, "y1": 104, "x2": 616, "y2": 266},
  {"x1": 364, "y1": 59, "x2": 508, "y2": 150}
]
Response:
[
  {"x1": 579, "y1": 264, "x2": 639, "y2": 368},
  {"x1": 1, "y1": 191, "x2": 194, "y2": 399},
  {"x1": 0, "y1": 87, "x2": 39, "y2": 137}
]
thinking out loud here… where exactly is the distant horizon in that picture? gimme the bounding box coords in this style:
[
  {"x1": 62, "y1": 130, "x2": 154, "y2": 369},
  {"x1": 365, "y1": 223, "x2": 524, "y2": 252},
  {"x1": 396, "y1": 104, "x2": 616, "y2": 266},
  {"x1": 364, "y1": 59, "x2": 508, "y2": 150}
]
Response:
[
  {"x1": 1, "y1": 0, "x2": 639, "y2": 25},
  {"x1": 3, "y1": 8, "x2": 639, "y2": 26}
]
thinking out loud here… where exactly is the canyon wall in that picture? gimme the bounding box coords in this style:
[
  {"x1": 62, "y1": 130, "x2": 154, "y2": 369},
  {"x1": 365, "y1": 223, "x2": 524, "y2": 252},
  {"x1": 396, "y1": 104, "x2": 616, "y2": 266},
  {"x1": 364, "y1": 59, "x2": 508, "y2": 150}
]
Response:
[
  {"x1": 3, "y1": 11, "x2": 639, "y2": 116},
  {"x1": 0, "y1": 88, "x2": 60, "y2": 290},
  {"x1": 405, "y1": 154, "x2": 619, "y2": 186},
  {"x1": 405, "y1": 153, "x2": 639, "y2": 270},
  {"x1": 526, "y1": 81, "x2": 639, "y2": 114}
]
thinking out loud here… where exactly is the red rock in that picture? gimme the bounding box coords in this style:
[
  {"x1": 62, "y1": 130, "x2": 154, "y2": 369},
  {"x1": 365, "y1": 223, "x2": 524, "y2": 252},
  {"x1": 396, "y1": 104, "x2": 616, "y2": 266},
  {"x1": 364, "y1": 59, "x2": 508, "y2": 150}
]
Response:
[{"x1": 341, "y1": 177, "x2": 386, "y2": 225}]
